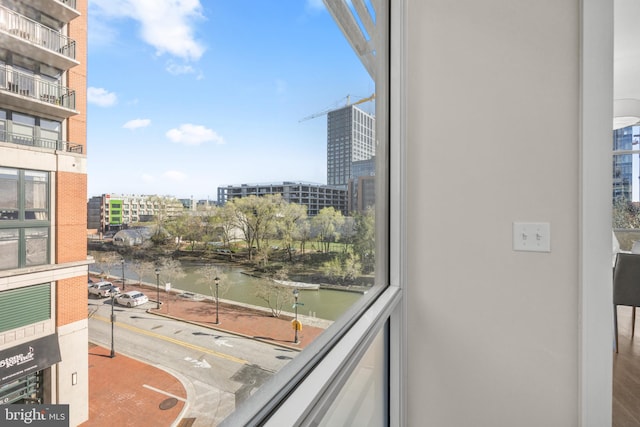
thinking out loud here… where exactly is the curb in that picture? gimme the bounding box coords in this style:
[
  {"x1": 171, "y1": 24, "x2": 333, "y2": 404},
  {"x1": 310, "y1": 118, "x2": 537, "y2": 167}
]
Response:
[{"x1": 145, "y1": 307, "x2": 304, "y2": 352}]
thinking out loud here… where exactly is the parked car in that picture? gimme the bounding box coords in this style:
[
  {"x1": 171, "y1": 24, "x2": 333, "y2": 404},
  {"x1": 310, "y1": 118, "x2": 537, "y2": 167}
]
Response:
[
  {"x1": 88, "y1": 281, "x2": 120, "y2": 298},
  {"x1": 116, "y1": 291, "x2": 149, "y2": 307}
]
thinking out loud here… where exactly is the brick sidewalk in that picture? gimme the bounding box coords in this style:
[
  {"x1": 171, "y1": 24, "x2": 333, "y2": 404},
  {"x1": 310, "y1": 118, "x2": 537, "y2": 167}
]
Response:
[
  {"x1": 80, "y1": 343, "x2": 187, "y2": 427},
  {"x1": 122, "y1": 281, "x2": 328, "y2": 350},
  {"x1": 83, "y1": 277, "x2": 331, "y2": 426}
]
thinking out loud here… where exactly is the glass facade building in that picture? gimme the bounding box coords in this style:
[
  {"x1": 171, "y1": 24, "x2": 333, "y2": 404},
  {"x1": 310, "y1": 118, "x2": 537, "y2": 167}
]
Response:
[{"x1": 327, "y1": 105, "x2": 375, "y2": 187}]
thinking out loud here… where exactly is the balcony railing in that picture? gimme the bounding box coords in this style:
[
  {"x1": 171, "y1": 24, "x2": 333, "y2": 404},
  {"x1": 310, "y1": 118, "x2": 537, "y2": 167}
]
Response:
[
  {"x1": 0, "y1": 65, "x2": 75, "y2": 110},
  {"x1": 0, "y1": 129, "x2": 83, "y2": 153},
  {"x1": 0, "y1": 5, "x2": 76, "y2": 60},
  {"x1": 58, "y1": 0, "x2": 77, "y2": 9}
]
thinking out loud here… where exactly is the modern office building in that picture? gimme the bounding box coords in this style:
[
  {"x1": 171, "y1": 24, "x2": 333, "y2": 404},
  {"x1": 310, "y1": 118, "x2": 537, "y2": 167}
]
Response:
[
  {"x1": 326, "y1": 104, "x2": 375, "y2": 187},
  {"x1": 217, "y1": 182, "x2": 347, "y2": 216},
  {"x1": 348, "y1": 156, "x2": 376, "y2": 213},
  {"x1": 0, "y1": 1, "x2": 89, "y2": 425},
  {"x1": 613, "y1": 126, "x2": 639, "y2": 201},
  {"x1": 87, "y1": 194, "x2": 185, "y2": 233}
]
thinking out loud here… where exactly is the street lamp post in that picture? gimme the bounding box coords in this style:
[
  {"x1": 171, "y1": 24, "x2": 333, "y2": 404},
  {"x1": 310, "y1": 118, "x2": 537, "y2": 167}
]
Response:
[
  {"x1": 121, "y1": 258, "x2": 125, "y2": 291},
  {"x1": 155, "y1": 268, "x2": 160, "y2": 310},
  {"x1": 214, "y1": 276, "x2": 220, "y2": 324},
  {"x1": 293, "y1": 288, "x2": 300, "y2": 344},
  {"x1": 110, "y1": 289, "x2": 116, "y2": 358}
]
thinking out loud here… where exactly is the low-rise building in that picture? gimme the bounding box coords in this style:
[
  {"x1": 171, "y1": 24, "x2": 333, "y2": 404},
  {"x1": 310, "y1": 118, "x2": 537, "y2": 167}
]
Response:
[
  {"x1": 217, "y1": 182, "x2": 348, "y2": 216},
  {"x1": 87, "y1": 194, "x2": 185, "y2": 233}
]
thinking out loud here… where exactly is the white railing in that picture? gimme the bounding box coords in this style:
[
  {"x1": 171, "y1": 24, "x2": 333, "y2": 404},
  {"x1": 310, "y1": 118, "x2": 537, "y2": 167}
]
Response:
[{"x1": 0, "y1": 5, "x2": 76, "y2": 60}]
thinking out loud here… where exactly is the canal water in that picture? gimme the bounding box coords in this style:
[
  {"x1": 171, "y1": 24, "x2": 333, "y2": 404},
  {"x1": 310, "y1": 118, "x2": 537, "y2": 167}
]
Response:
[{"x1": 93, "y1": 261, "x2": 363, "y2": 321}]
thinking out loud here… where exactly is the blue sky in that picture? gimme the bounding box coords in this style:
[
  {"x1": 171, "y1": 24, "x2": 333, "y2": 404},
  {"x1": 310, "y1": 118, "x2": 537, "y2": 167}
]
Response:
[{"x1": 87, "y1": 0, "x2": 374, "y2": 200}]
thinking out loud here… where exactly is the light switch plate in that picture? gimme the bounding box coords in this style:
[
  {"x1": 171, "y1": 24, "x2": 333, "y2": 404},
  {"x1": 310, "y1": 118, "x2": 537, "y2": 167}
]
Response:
[{"x1": 513, "y1": 222, "x2": 551, "y2": 252}]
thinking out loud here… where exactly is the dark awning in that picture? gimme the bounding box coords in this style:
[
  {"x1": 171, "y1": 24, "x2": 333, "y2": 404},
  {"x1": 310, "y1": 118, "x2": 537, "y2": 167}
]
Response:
[{"x1": 0, "y1": 334, "x2": 61, "y2": 386}]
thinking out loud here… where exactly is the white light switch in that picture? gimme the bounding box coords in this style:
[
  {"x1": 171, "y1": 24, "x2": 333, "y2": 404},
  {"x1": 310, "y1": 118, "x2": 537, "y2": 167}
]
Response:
[{"x1": 513, "y1": 222, "x2": 551, "y2": 252}]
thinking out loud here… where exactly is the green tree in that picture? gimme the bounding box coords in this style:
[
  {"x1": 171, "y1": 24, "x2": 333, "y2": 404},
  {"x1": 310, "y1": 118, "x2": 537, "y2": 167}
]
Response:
[
  {"x1": 278, "y1": 202, "x2": 308, "y2": 261},
  {"x1": 231, "y1": 195, "x2": 284, "y2": 260},
  {"x1": 352, "y1": 207, "x2": 376, "y2": 273},
  {"x1": 613, "y1": 198, "x2": 640, "y2": 229},
  {"x1": 147, "y1": 196, "x2": 182, "y2": 246},
  {"x1": 312, "y1": 207, "x2": 345, "y2": 253},
  {"x1": 217, "y1": 203, "x2": 238, "y2": 249},
  {"x1": 322, "y1": 254, "x2": 362, "y2": 284},
  {"x1": 295, "y1": 219, "x2": 311, "y2": 254}
]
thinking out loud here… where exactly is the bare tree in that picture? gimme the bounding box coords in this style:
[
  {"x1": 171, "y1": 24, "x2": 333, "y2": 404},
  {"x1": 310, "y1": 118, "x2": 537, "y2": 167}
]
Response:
[
  {"x1": 91, "y1": 251, "x2": 122, "y2": 280},
  {"x1": 254, "y1": 281, "x2": 294, "y2": 318},
  {"x1": 129, "y1": 259, "x2": 156, "y2": 285},
  {"x1": 156, "y1": 258, "x2": 186, "y2": 290},
  {"x1": 195, "y1": 264, "x2": 230, "y2": 298}
]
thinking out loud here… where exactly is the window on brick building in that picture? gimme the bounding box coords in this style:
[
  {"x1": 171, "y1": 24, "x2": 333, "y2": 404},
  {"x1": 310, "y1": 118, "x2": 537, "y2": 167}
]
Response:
[{"x1": 0, "y1": 167, "x2": 50, "y2": 270}]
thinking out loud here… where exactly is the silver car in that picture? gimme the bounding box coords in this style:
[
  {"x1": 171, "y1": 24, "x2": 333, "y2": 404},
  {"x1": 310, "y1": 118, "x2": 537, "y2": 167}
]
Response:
[
  {"x1": 116, "y1": 291, "x2": 149, "y2": 307},
  {"x1": 88, "y1": 281, "x2": 120, "y2": 298}
]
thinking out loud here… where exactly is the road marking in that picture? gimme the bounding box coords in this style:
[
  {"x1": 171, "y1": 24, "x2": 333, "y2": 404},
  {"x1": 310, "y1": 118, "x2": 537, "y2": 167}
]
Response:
[
  {"x1": 214, "y1": 339, "x2": 233, "y2": 348},
  {"x1": 143, "y1": 384, "x2": 187, "y2": 402},
  {"x1": 184, "y1": 356, "x2": 211, "y2": 369},
  {"x1": 93, "y1": 315, "x2": 248, "y2": 365}
]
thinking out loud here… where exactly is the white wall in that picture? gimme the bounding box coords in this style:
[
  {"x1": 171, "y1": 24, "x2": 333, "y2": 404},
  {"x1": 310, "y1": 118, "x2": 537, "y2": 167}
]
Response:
[
  {"x1": 57, "y1": 320, "x2": 89, "y2": 426},
  {"x1": 404, "y1": 1, "x2": 612, "y2": 425}
]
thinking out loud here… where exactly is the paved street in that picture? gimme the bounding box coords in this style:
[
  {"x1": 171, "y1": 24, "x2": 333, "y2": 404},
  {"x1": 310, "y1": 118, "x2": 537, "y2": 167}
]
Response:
[{"x1": 88, "y1": 296, "x2": 296, "y2": 426}]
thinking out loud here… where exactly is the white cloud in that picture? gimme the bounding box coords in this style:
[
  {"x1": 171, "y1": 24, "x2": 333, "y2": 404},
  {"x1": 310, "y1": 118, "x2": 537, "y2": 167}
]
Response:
[
  {"x1": 87, "y1": 87, "x2": 117, "y2": 107},
  {"x1": 166, "y1": 124, "x2": 225, "y2": 146},
  {"x1": 163, "y1": 170, "x2": 187, "y2": 181},
  {"x1": 166, "y1": 62, "x2": 196, "y2": 76},
  {"x1": 91, "y1": 0, "x2": 206, "y2": 61},
  {"x1": 123, "y1": 119, "x2": 151, "y2": 130}
]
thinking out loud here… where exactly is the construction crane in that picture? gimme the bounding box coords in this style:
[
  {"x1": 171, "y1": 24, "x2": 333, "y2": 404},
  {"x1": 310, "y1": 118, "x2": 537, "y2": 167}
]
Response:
[{"x1": 299, "y1": 93, "x2": 375, "y2": 123}]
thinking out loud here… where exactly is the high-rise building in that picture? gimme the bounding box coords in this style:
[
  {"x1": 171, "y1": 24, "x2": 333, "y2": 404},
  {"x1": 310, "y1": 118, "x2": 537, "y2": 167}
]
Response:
[
  {"x1": 613, "y1": 126, "x2": 639, "y2": 201},
  {"x1": 326, "y1": 104, "x2": 375, "y2": 187},
  {"x1": 0, "y1": 1, "x2": 89, "y2": 424},
  {"x1": 348, "y1": 156, "x2": 376, "y2": 213}
]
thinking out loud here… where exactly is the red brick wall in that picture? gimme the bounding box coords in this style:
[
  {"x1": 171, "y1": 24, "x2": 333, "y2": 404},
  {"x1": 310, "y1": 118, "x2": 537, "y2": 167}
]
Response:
[
  {"x1": 56, "y1": 276, "x2": 87, "y2": 327},
  {"x1": 56, "y1": 171, "x2": 87, "y2": 263},
  {"x1": 68, "y1": 0, "x2": 87, "y2": 152},
  {"x1": 55, "y1": 1, "x2": 88, "y2": 328}
]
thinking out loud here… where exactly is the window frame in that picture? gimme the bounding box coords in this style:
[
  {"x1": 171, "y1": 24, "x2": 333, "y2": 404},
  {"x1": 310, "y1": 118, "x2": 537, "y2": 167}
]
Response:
[
  {"x1": 0, "y1": 167, "x2": 51, "y2": 270},
  {"x1": 220, "y1": 0, "x2": 405, "y2": 425}
]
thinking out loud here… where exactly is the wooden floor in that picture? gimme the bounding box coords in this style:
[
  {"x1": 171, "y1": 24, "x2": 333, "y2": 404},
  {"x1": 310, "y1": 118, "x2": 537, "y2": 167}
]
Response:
[{"x1": 613, "y1": 306, "x2": 640, "y2": 426}]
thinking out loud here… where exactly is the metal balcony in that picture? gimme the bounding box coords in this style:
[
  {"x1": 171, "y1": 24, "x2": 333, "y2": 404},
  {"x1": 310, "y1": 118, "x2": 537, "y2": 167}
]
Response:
[
  {"x1": 0, "y1": 5, "x2": 79, "y2": 71},
  {"x1": 30, "y1": 0, "x2": 80, "y2": 23},
  {"x1": 0, "y1": 130, "x2": 83, "y2": 154},
  {"x1": 0, "y1": 65, "x2": 77, "y2": 118}
]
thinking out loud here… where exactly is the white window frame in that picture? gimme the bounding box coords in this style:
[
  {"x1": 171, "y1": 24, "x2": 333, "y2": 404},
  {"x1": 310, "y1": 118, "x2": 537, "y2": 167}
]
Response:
[{"x1": 220, "y1": 0, "x2": 405, "y2": 425}]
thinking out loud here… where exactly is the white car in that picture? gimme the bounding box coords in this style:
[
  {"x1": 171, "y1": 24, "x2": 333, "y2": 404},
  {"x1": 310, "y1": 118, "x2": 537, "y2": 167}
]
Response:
[
  {"x1": 88, "y1": 281, "x2": 120, "y2": 298},
  {"x1": 116, "y1": 291, "x2": 149, "y2": 307}
]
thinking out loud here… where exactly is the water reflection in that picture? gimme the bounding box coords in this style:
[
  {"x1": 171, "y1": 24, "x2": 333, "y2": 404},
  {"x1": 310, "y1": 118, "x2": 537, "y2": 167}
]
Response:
[{"x1": 94, "y1": 261, "x2": 362, "y2": 321}]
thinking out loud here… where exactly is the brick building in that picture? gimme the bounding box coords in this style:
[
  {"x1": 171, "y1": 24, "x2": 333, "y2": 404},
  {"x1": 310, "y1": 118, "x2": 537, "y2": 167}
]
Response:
[{"x1": 0, "y1": 1, "x2": 89, "y2": 424}]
